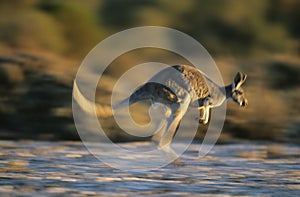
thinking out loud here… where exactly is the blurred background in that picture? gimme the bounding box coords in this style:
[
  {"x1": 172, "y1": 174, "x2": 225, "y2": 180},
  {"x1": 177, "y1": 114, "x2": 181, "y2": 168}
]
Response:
[{"x1": 0, "y1": 0, "x2": 299, "y2": 143}]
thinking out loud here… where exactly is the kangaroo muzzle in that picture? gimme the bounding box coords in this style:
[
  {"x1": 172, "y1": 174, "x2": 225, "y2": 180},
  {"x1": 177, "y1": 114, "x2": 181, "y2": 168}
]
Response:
[{"x1": 240, "y1": 99, "x2": 248, "y2": 107}]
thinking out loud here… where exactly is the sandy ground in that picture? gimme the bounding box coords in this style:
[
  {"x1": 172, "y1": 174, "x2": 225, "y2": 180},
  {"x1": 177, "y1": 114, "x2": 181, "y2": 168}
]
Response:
[{"x1": 0, "y1": 140, "x2": 299, "y2": 196}]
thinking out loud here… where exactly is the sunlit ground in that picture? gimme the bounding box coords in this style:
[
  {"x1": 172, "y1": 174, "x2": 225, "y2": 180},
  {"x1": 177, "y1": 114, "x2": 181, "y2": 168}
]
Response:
[{"x1": 0, "y1": 141, "x2": 299, "y2": 196}]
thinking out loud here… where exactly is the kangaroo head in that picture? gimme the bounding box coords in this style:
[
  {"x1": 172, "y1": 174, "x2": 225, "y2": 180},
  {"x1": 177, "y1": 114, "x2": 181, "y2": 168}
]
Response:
[{"x1": 230, "y1": 72, "x2": 248, "y2": 107}]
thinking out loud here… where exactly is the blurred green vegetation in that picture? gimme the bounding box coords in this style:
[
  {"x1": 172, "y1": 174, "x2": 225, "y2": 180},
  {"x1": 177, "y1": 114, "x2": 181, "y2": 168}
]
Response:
[
  {"x1": 0, "y1": 0, "x2": 299, "y2": 57},
  {"x1": 0, "y1": 0, "x2": 106, "y2": 58},
  {"x1": 100, "y1": 0, "x2": 299, "y2": 55},
  {"x1": 0, "y1": 0, "x2": 299, "y2": 142}
]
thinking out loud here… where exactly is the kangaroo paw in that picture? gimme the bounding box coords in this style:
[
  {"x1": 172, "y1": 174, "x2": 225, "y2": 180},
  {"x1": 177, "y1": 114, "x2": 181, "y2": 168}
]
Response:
[{"x1": 198, "y1": 118, "x2": 209, "y2": 124}]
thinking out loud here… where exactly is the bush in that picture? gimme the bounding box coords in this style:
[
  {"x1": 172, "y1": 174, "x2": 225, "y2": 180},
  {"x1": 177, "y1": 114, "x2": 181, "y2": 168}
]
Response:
[
  {"x1": 0, "y1": 6, "x2": 67, "y2": 53},
  {"x1": 37, "y1": 0, "x2": 105, "y2": 57}
]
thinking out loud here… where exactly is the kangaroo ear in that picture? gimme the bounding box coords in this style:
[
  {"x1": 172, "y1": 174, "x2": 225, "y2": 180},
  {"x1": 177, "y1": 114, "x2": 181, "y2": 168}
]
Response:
[
  {"x1": 233, "y1": 72, "x2": 247, "y2": 88},
  {"x1": 242, "y1": 74, "x2": 247, "y2": 82}
]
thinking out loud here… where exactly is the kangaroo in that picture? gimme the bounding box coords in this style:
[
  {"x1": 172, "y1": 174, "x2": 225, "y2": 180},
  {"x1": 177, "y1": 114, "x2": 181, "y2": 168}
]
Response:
[{"x1": 73, "y1": 65, "x2": 248, "y2": 155}]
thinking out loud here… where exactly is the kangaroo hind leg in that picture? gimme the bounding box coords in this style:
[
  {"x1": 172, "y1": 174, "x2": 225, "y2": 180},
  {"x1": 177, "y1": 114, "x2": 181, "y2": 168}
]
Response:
[
  {"x1": 113, "y1": 83, "x2": 153, "y2": 110},
  {"x1": 158, "y1": 95, "x2": 190, "y2": 149}
]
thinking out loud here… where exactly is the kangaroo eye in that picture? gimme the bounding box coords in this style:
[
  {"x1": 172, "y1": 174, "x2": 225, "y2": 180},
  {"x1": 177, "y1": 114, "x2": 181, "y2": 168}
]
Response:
[{"x1": 234, "y1": 90, "x2": 242, "y2": 95}]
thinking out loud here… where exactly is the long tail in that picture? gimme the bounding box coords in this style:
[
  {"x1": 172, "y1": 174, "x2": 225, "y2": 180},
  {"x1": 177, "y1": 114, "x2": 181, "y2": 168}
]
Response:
[
  {"x1": 73, "y1": 80, "x2": 153, "y2": 117},
  {"x1": 73, "y1": 80, "x2": 117, "y2": 118}
]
